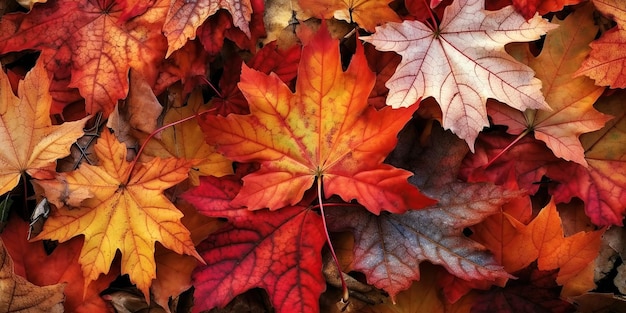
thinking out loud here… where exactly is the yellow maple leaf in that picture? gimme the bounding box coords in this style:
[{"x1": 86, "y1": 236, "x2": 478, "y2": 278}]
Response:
[
  {"x1": 0, "y1": 60, "x2": 89, "y2": 196},
  {"x1": 140, "y1": 90, "x2": 233, "y2": 185},
  {"x1": 35, "y1": 130, "x2": 201, "y2": 300},
  {"x1": 298, "y1": 0, "x2": 400, "y2": 32}
]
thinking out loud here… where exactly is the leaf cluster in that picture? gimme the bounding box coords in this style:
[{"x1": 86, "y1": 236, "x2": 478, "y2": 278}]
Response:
[{"x1": 0, "y1": 0, "x2": 624, "y2": 312}]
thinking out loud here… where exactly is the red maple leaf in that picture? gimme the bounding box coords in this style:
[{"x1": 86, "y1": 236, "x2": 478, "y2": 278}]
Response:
[
  {"x1": 1, "y1": 215, "x2": 118, "y2": 313},
  {"x1": 182, "y1": 174, "x2": 327, "y2": 313},
  {"x1": 0, "y1": 0, "x2": 169, "y2": 115}
]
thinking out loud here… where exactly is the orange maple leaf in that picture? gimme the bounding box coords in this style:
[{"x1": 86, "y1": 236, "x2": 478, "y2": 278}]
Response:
[
  {"x1": 34, "y1": 131, "x2": 201, "y2": 301},
  {"x1": 0, "y1": 0, "x2": 170, "y2": 115},
  {"x1": 298, "y1": 0, "x2": 401, "y2": 32},
  {"x1": 575, "y1": 0, "x2": 626, "y2": 88},
  {"x1": 0, "y1": 59, "x2": 88, "y2": 196},
  {"x1": 201, "y1": 24, "x2": 435, "y2": 214},
  {"x1": 489, "y1": 3, "x2": 612, "y2": 166},
  {"x1": 503, "y1": 200, "x2": 604, "y2": 295}
]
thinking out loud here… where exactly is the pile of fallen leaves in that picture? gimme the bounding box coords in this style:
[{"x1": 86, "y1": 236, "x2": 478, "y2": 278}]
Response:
[{"x1": 0, "y1": 0, "x2": 625, "y2": 312}]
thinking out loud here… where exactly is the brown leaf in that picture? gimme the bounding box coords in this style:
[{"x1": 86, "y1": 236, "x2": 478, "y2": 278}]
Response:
[
  {"x1": 107, "y1": 69, "x2": 163, "y2": 151},
  {"x1": 0, "y1": 238, "x2": 65, "y2": 312}
]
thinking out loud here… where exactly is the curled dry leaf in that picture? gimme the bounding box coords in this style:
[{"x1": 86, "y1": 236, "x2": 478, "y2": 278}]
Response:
[
  {"x1": 464, "y1": 89, "x2": 626, "y2": 226},
  {"x1": 107, "y1": 69, "x2": 163, "y2": 151}
]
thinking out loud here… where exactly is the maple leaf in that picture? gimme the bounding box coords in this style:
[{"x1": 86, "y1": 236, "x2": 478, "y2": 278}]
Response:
[
  {"x1": 326, "y1": 126, "x2": 519, "y2": 300},
  {"x1": 1, "y1": 214, "x2": 118, "y2": 313},
  {"x1": 362, "y1": 0, "x2": 556, "y2": 149},
  {"x1": 488, "y1": 3, "x2": 612, "y2": 166},
  {"x1": 298, "y1": 0, "x2": 401, "y2": 32},
  {"x1": 0, "y1": 59, "x2": 89, "y2": 196},
  {"x1": 34, "y1": 131, "x2": 200, "y2": 300},
  {"x1": 141, "y1": 92, "x2": 234, "y2": 186},
  {"x1": 201, "y1": 23, "x2": 434, "y2": 214},
  {"x1": 182, "y1": 174, "x2": 327, "y2": 313},
  {"x1": 0, "y1": 0, "x2": 169, "y2": 115},
  {"x1": 463, "y1": 88, "x2": 626, "y2": 226},
  {"x1": 197, "y1": 11, "x2": 233, "y2": 55},
  {"x1": 247, "y1": 41, "x2": 301, "y2": 85},
  {"x1": 575, "y1": 0, "x2": 626, "y2": 88},
  {"x1": 487, "y1": 199, "x2": 604, "y2": 296},
  {"x1": 163, "y1": 0, "x2": 252, "y2": 57},
  {"x1": 470, "y1": 179, "x2": 533, "y2": 275},
  {"x1": 0, "y1": 237, "x2": 65, "y2": 312},
  {"x1": 459, "y1": 132, "x2": 574, "y2": 197},
  {"x1": 573, "y1": 92, "x2": 626, "y2": 226},
  {"x1": 196, "y1": 0, "x2": 264, "y2": 55}
]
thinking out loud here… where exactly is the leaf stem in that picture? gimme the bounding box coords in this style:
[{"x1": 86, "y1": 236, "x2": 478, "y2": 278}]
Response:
[
  {"x1": 317, "y1": 177, "x2": 349, "y2": 303},
  {"x1": 199, "y1": 76, "x2": 223, "y2": 99},
  {"x1": 485, "y1": 128, "x2": 531, "y2": 169},
  {"x1": 422, "y1": 0, "x2": 438, "y2": 31},
  {"x1": 123, "y1": 108, "x2": 215, "y2": 185}
]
